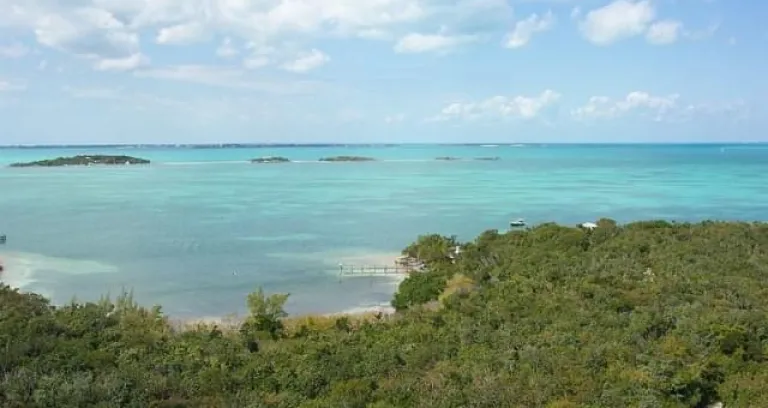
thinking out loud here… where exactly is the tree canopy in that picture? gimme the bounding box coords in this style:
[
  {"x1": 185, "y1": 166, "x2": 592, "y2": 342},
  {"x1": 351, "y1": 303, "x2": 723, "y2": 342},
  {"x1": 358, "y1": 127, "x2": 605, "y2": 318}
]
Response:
[{"x1": 2, "y1": 219, "x2": 768, "y2": 407}]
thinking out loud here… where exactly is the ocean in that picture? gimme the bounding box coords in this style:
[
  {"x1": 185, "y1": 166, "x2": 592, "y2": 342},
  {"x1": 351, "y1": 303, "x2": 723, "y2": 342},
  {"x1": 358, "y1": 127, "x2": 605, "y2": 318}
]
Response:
[{"x1": 1, "y1": 144, "x2": 767, "y2": 318}]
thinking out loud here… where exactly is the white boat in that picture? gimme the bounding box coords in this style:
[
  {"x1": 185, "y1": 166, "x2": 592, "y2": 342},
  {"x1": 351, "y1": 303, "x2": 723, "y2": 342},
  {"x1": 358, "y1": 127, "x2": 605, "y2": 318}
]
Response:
[{"x1": 509, "y1": 219, "x2": 526, "y2": 227}]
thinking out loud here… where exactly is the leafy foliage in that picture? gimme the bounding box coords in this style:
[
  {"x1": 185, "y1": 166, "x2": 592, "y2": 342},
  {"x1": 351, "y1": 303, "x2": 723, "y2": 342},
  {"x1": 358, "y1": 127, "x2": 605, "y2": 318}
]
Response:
[
  {"x1": 9, "y1": 155, "x2": 150, "y2": 167},
  {"x1": 2, "y1": 220, "x2": 768, "y2": 407}
]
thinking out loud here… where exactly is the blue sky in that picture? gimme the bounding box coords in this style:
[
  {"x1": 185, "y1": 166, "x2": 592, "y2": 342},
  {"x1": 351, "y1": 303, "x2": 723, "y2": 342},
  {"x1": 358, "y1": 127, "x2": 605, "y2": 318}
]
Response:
[{"x1": 0, "y1": 0, "x2": 765, "y2": 144}]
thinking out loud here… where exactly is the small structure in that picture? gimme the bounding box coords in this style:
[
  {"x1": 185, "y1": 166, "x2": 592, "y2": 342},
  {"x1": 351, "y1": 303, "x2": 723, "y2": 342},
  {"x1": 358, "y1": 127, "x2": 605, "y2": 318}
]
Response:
[
  {"x1": 395, "y1": 256, "x2": 425, "y2": 271},
  {"x1": 447, "y1": 246, "x2": 462, "y2": 263},
  {"x1": 0, "y1": 234, "x2": 6, "y2": 244},
  {"x1": 580, "y1": 222, "x2": 598, "y2": 230},
  {"x1": 509, "y1": 218, "x2": 526, "y2": 228}
]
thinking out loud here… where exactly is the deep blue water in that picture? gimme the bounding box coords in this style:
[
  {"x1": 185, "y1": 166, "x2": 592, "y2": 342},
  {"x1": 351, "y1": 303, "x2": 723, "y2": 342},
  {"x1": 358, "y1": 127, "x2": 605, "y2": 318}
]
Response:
[{"x1": 0, "y1": 144, "x2": 766, "y2": 317}]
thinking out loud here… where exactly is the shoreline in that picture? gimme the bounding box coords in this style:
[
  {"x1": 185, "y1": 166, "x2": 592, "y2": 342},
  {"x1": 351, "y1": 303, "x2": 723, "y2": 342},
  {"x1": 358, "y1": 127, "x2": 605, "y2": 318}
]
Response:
[
  {"x1": 172, "y1": 304, "x2": 397, "y2": 332},
  {"x1": 0, "y1": 249, "x2": 406, "y2": 330}
]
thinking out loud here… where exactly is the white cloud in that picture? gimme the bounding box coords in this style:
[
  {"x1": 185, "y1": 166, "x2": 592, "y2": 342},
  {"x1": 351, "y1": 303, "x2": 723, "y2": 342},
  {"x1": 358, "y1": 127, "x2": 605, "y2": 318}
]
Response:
[
  {"x1": 573, "y1": 92, "x2": 751, "y2": 123},
  {"x1": 0, "y1": 4, "x2": 150, "y2": 70},
  {"x1": 394, "y1": 32, "x2": 476, "y2": 53},
  {"x1": 128, "y1": 0, "x2": 427, "y2": 44},
  {"x1": 0, "y1": 0, "x2": 434, "y2": 71},
  {"x1": 281, "y1": 49, "x2": 330, "y2": 73},
  {"x1": 216, "y1": 37, "x2": 239, "y2": 58},
  {"x1": 94, "y1": 52, "x2": 148, "y2": 71},
  {"x1": 572, "y1": 91, "x2": 681, "y2": 121},
  {"x1": 156, "y1": 22, "x2": 207, "y2": 45},
  {"x1": 33, "y1": 8, "x2": 140, "y2": 58},
  {"x1": 432, "y1": 89, "x2": 561, "y2": 121},
  {"x1": 0, "y1": 0, "x2": 515, "y2": 72},
  {"x1": 0, "y1": 42, "x2": 29, "y2": 58},
  {"x1": 646, "y1": 20, "x2": 681, "y2": 45},
  {"x1": 505, "y1": 11, "x2": 555, "y2": 48},
  {"x1": 579, "y1": 0, "x2": 655, "y2": 45}
]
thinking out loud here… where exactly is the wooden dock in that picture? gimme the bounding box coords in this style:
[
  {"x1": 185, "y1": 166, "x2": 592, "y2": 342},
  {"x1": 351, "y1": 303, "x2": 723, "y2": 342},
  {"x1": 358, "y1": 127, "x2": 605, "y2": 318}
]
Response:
[{"x1": 337, "y1": 264, "x2": 418, "y2": 278}]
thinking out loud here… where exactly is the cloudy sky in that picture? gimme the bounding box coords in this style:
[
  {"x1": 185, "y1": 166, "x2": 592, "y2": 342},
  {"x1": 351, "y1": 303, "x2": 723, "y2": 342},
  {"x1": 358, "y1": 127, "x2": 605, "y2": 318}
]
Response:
[{"x1": 0, "y1": 0, "x2": 764, "y2": 144}]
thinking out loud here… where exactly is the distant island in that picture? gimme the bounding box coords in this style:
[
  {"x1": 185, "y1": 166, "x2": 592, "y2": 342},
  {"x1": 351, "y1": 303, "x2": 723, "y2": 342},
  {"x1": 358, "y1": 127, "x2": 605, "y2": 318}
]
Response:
[
  {"x1": 10, "y1": 155, "x2": 151, "y2": 167},
  {"x1": 474, "y1": 157, "x2": 501, "y2": 161},
  {"x1": 319, "y1": 156, "x2": 376, "y2": 162},
  {"x1": 251, "y1": 156, "x2": 291, "y2": 164},
  {"x1": 435, "y1": 156, "x2": 461, "y2": 161}
]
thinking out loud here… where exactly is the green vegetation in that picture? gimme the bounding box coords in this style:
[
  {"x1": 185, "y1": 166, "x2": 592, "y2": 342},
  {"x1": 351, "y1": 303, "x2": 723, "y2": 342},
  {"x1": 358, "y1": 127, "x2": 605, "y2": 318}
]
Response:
[
  {"x1": 319, "y1": 156, "x2": 376, "y2": 162},
  {"x1": 10, "y1": 155, "x2": 150, "y2": 167},
  {"x1": 3, "y1": 219, "x2": 768, "y2": 407},
  {"x1": 251, "y1": 156, "x2": 291, "y2": 164}
]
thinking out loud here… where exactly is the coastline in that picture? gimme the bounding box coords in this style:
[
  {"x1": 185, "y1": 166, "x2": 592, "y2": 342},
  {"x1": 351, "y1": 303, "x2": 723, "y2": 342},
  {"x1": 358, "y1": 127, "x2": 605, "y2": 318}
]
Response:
[
  {"x1": 174, "y1": 304, "x2": 397, "y2": 332},
  {"x1": 174, "y1": 251, "x2": 405, "y2": 331},
  {"x1": 1, "y1": 248, "x2": 406, "y2": 331}
]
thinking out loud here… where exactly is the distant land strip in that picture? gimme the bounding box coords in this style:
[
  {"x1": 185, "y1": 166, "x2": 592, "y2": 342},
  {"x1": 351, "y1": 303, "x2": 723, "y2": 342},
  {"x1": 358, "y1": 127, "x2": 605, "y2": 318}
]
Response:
[{"x1": 0, "y1": 143, "x2": 763, "y2": 149}]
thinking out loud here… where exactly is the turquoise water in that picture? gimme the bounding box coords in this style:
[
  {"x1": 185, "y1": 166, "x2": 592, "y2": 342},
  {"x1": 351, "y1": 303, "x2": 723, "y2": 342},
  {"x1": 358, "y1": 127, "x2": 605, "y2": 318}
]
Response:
[{"x1": 1, "y1": 144, "x2": 767, "y2": 317}]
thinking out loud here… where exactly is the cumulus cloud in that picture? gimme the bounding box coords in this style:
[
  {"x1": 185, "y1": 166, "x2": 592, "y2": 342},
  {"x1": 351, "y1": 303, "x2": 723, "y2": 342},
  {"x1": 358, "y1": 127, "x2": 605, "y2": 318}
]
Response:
[
  {"x1": 156, "y1": 22, "x2": 207, "y2": 45},
  {"x1": 394, "y1": 32, "x2": 477, "y2": 53},
  {"x1": 579, "y1": 0, "x2": 700, "y2": 46},
  {"x1": 646, "y1": 20, "x2": 682, "y2": 45},
  {"x1": 505, "y1": 11, "x2": 555, "y2": 48},
  {"x1": 579, "y1": 0, "x2": 656, "y2": 45},
  {"x1": 0, "y1": 3, "x2": 148, "y2": 70},
  {"x1": 0, "y1": 0, "x2": 516, "y2": 72},
  {"x1": 572, "y1": 92, "x2": 679, "y2": 121},
  {"x1": 281, "y1": 49, "x2": 330, "y2": 73},
  {"x1": 432, "y1": 90, "x2": 561, "y2": 121},
  {"x1": 570, "y1": 92, "x2": 747, "y2": 123}
]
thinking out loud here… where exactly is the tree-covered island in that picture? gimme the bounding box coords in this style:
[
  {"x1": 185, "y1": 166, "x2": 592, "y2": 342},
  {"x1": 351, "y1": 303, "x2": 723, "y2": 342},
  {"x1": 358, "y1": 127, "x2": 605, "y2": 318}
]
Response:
[
  {"x1": 251, "y1": 156, "x2": 292, "y2": 163},
  {"x1": 9, "y1": 155, "x2": 151, "y2": 167},
  {"x1": 318, "y1": 156, "x2": 376, "y2": 162}
]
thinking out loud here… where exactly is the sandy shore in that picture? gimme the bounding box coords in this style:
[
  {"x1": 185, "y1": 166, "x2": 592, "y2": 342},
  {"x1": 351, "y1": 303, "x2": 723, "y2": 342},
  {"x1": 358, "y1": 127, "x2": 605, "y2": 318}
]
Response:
[{"x1": 174, "y1": 301, "x2": 397, "y2": 330}]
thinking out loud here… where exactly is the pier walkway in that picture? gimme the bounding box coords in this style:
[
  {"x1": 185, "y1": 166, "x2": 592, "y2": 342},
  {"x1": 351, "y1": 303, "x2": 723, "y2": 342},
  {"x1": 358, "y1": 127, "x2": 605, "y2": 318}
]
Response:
[{"x1": 336, "y1": 264, "x2": 419, "y2": 278}]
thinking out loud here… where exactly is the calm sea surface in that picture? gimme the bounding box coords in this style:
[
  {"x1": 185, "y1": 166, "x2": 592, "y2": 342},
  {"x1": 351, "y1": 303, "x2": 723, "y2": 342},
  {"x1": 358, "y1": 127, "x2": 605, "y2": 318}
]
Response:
[{"x1": 1, "y1": 144, "x2": 767, "y2": 317}]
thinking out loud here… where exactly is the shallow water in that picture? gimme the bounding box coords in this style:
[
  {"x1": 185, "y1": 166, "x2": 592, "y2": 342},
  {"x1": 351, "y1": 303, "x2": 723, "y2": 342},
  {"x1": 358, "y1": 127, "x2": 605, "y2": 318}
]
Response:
[{"x1": 1, "y1": 144, "x2": 767, "y2": 317}]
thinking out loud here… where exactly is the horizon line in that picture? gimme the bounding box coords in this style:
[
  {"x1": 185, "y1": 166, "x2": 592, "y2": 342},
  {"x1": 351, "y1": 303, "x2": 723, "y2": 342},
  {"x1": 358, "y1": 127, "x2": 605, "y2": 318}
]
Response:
[{"x1": 2, "y1": 141, "x2": 767, "y2": 148}]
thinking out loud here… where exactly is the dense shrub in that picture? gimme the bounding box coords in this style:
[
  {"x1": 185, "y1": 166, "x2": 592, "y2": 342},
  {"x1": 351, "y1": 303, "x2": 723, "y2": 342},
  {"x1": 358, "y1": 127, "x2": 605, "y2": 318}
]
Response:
[{"x1": 2, "y1": 219, "x2": 768, "y2": 407}]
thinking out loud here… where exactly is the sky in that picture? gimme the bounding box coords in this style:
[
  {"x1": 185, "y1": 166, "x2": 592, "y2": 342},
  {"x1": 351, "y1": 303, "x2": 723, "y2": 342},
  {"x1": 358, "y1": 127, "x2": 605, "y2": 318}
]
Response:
[{"x1": 0, "y1": 0, "x2": 765, "y2": 144}]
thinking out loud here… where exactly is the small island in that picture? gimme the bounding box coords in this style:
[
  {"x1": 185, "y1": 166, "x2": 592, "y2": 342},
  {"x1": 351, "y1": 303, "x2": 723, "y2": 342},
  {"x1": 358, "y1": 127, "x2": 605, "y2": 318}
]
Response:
[
  {"x1": 474, "y1": 156, "x2": 501, "y2": 161},
  {"x1": 250, "y1": 156, "x2": 291, "y2": 164},
  {"x1": 318, "y1": 156, "x2": 376, "y2": 162},
  {"x1": 9, "y1": 155, "x2": 151, "y2": 168},
  {"x1": 435, "y1": 156, "x2": 461, "y2": 161}
]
